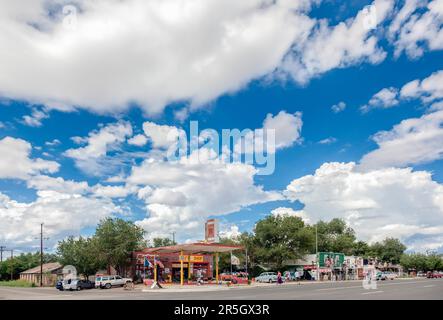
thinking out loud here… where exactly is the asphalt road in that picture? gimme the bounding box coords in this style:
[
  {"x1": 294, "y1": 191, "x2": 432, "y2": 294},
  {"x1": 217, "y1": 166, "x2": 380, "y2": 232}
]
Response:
[{"x1": 0, "y1": 278, "x2": 442, "y2": 300}]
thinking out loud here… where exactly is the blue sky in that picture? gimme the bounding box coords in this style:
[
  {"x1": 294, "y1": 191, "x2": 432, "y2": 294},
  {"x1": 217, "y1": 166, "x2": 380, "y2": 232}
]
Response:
[{"x1": 1, "y1": 0, "x2": 443, "y2": 253}]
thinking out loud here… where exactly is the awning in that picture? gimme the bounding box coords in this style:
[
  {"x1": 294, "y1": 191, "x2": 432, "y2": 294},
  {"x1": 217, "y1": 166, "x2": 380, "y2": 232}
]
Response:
[{"x1": 142, "y1": 242, "x2": 244, "y2": 254}]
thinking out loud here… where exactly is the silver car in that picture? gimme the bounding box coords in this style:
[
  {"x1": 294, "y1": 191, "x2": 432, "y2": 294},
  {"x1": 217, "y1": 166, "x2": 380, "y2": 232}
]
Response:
[
  {"x1": 95, "y1": 275, "x2": 132, "y2": 289},
  {"x1": 255, "y1": 272, "x2": 278, "y2": 283}
]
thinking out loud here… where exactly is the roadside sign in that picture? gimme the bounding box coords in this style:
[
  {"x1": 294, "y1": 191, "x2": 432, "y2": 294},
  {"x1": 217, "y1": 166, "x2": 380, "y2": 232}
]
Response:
[
  {"x1": 318, "y1": 252, "x2": 345, "y2": 268},
  {"x1": 179, "y1": 255, "x2": 204, "y2": 262}
]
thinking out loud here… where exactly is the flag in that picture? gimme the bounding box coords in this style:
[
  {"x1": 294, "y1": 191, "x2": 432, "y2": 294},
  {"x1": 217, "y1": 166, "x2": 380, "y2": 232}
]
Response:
[
  {"x1": 144, "y1": 256, "x2": 153, "y2": 268},
  {"x1": 231, "y1": 254, "x2": 240, "y2": 266}
]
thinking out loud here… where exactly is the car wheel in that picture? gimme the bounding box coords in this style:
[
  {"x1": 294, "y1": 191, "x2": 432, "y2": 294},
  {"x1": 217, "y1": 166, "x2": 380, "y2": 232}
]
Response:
[{"x1": 105, "y1": 283, "x2": 112, "y2": 289}]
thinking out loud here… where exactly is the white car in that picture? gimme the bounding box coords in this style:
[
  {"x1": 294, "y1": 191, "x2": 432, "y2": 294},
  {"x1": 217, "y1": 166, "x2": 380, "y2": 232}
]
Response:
[
  {"x1": 62, "y1": 278, "x2": 78, "y2": 291},
  {"x1": 95, "y1": 275, "x2": 132, "y2": 289},
  {"x1": 255, "y1": 272, "x2": 278, "y2": 283},
  {"x1": 379, "y1": 271, "x2": 397, "y2": 280}
]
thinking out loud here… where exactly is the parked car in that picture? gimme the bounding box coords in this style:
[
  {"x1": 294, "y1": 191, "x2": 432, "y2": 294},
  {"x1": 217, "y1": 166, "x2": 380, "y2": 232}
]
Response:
[
  {"x1": 55, "y1": 280, "x2": 64, "y2": 291},
  {"x1": 417, "y1": 271, "x2": 426, "y2": 277},
  {"x1": 62, "y1": 279, "x2": 95, "y2": 291},
  {"x1": 76, "y1": 280, "x2": 95, "y2": 290},
  {"x1": 427, "y1": 271, "x2": 443, "y2": 279},
  {"x1": 220, "y1": 272, "x2": 249, "y2": 284},
  {"x1": 376, "y1": 271, "x2": 397, "y2": 280},
  {"x1": 95, "y1": 275, "x2": 133, "y2": 289},
  {"x1": 255, "y1": 272, "x2": 278, "y2": 283}
]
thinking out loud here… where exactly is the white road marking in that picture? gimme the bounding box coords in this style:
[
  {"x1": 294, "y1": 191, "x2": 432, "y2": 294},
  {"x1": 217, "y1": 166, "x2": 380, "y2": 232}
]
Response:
[
  {"x1": 423, "y1": 285, "x2": 435, "y2": 288},
  {"x1": 316, "y1": 279, "x2": 437, "y2": 291},
  {"x1": 361, "y1": 291, "x2": 384, "y2": 295},
  {"x1": 316, "y1": 285, "x2": 362, "y2": 291}
]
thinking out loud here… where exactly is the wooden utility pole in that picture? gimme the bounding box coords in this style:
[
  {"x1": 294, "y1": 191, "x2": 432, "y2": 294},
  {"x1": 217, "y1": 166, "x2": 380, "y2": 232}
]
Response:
[
  {"x1": 0, "y1": 246, "x2": 6, "y2": 262},
  {"x1": 40, "y1": 223, "x2": 44, "y2": 287},
  {"x1": 10, "y1": 250, "x2": 13, "y2": 280}
]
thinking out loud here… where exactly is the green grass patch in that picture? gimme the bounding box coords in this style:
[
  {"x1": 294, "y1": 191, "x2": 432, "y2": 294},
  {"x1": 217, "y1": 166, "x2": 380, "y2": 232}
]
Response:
[{"x1": 0, "y1": 280, "x2": 36, "y2": 287}]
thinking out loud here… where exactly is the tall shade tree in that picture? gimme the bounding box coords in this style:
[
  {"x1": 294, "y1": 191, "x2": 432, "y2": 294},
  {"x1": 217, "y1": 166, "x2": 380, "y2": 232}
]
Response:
[
  {"x1": 425, "y1": 252, "x2": 443, "y2": 271},
  {"x1": 151, "y1": 237, "x2": 176, "y2": 248},
  {"x1": 370, "y1": 238, "x2": 406, "y2": 264},
  {"x1": 314, "y1": 218, "x2": 357, "y2": 255},
  {"x1": 94, "y1": 218, "x2": 146, "y2": 275},
  {"x1": 57, "y1": 236, "x2": 105, "y2": 278},
  {"x1": 352, "y1": 241, "x2": 370, "y2": 257},
  {"x1": 399, "y1": 253, "x2": 442, "y2": 272},
  {"x1": 253, "y1": 215, "x2": 314, "y2": 270}
]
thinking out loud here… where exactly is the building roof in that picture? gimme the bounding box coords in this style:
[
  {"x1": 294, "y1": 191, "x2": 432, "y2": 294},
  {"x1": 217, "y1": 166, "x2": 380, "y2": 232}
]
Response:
[
  {"x1": 142, "y1": 242, "x2": 244, "y2": 254},
  {"x1": 20, "y1": 262, "x2": 63, "y2": 274}
]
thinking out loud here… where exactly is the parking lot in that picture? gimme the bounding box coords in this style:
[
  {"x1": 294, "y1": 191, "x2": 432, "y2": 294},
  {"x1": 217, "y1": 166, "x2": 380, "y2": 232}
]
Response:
[{"x1": 0, "y1": 278, "x2": 442, "y2": 300}]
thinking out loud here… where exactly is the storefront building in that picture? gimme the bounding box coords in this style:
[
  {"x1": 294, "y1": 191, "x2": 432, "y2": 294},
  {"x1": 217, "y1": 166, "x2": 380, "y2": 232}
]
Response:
[
  {"x1": 132, "y1": 251, "x2": 214, "y2": 283},
  {"x1": 132, "y1": 242, "x2": 244, "y2": 285}
]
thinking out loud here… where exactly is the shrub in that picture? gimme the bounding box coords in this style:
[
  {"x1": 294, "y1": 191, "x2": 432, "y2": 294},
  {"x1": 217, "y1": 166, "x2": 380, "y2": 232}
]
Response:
[{"x1": 0, "y1": 280, "x2": 35, "y2": 287}]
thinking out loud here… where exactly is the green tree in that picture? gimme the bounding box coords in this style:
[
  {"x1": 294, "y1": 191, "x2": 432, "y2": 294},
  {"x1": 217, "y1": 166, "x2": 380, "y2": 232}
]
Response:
[
  {"x1": 253, "y1": 215, "x2": 314, "y2": 270},
  {"x1": 352, "y1": 241, "x2": 370, "y2": 257},
  {"x1": 401, "y1": 253, "x2": 428, "y2": 271},
  {"x1": 57, "y1": 236, "x2": 105, "y2": 278},
  {"x1": 370, "y1": 238, "x2": 406, "y2": 264},
  {"x1": 94, "y1": 218, "x2": 146, "y2": 275},
  {"x1": 0, "y1": 252, "x2": 58, "y2": 280},
  {"x1": 151, "y1": 237, "x2": 176, "y2": 247},
  {"x1": 314, "y1": 218, "x2": 357, "y2": 255},
  {"x1": 217, "y1": 237, "x2": 241, "y2": 272},
  {"x1": 425, "y1": 252, "x2": 443, "y2": 271}
]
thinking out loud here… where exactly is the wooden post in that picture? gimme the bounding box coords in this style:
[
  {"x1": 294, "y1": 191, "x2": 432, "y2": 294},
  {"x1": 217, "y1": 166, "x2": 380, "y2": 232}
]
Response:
[
  {"x1": 215, "y1": 252, "x2": 219, "y2": 284},
  {"x1": 154, "y1": 255, "x2": 157, "y2": 283},
  {"x1": 180, "y1": 250, "x2": 184, "y2": 286},
  {"x1": 188, "y1": 258, "x2": 191, "y2": 280}
]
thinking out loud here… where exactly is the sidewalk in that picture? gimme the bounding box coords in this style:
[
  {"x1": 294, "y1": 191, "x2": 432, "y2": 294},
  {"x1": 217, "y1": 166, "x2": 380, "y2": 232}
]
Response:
[
  {"x1": 140, "y1": 284, "x2": 231, "y2": 293},
  {"x1": 137, "y1": 277, "x2": 422, "y2": 293}
]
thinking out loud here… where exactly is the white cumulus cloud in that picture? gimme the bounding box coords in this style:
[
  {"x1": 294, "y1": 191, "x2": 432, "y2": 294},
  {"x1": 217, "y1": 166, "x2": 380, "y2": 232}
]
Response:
[
  {"x1": 64, "y1": 121, "x2": 133, "y2": 175},
  {"x1": 390, "y1": 0, "x2": 443, "y2": 59},
  {"x1": 0, "y1": 190, "x2": 121, "y2": 248},
  {"x1": 285, "y1": 162, "x2": 443, "y2": 251},
  {"x1": 0, "y1": 137, "x2": 59, "y2": 180},
  {"x1": 360, "y1": 110, "x2": 443, "y2": 170},
  {"x1": 129, "y1": 150, "x2": 282, "y2": 240}
]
